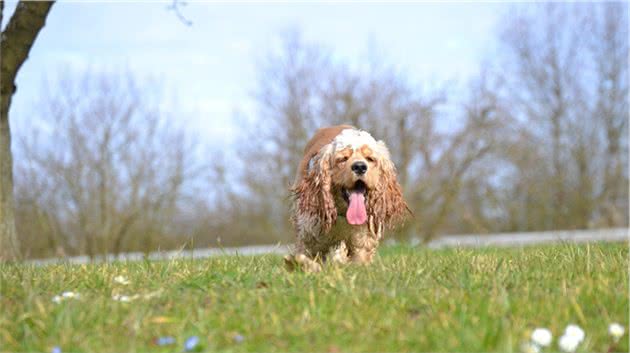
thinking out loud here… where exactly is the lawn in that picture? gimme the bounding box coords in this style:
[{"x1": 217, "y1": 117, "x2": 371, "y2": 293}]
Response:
[{"x1": 1, "y1": 243, "x2": 627, "y2": 352}]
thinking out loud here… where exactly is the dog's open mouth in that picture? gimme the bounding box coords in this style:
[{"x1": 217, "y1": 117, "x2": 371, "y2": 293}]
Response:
[{"x1": 342, "y1": 180, "x2": 368, "y2": 225}]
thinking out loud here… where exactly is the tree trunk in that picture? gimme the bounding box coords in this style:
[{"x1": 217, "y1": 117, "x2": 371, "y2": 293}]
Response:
[
  {"x1": 0, "y1": 1, "x2": 54, "y2": 261},
  {"x1": 0, "y1": 101, "x2": 19, "y2": 261}
]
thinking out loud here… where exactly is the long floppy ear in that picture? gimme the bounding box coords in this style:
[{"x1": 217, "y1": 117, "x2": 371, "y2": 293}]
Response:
[
  {"x1": 291, "y1": 144, "x2": 337, "y2": 233},
  {"x1": 368, "y1": 141, "x2": 410, "y2": 229}
]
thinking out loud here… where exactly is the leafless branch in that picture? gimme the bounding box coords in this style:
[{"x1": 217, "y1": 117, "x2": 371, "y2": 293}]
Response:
[{"x1": 166, "y1": 0, "x2": 192, "y2": 27}]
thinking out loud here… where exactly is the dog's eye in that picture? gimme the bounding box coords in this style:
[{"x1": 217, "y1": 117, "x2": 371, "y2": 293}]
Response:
[
  {"x1": 366, "y1": 156, "x2": 376, "y2": 163},
  {"x1": 337, "y1": 156, "x2": 349, "y2": 164}
]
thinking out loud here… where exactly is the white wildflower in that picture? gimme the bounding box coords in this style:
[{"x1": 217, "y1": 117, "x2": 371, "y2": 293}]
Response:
[
  {"x1": 609, "y1": 323, "x2": 625, "y2": 341},
  {"x1": 558, "y1": 334, "x2": 580, "y2": 352},
  {"x1": 113, "y1": 275, "x2": 130, "y2": 285},
  {"x1": 112, "y1": 294, "x2": 132, "y2": 302},
  {"x1": 53, "y1": 291, "x2": 79, "y2": 303},
  {"x1": 564, "y1": 324, "x2": 585, "y2": 342},
  {"x1": 531, "y1": 328, "x2": 553, "y2": 347}
]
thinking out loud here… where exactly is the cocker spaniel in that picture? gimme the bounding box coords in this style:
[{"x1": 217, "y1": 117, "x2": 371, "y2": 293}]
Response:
[{"x1": 285, "y1": 125, "x2": 409, "y2": 272}]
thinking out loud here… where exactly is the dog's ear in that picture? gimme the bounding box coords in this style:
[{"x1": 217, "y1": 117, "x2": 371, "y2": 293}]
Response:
[
  {"x1": 368, "y1": 141, "x2": 410, "y2": 229},
  {"x1": 292, "y1": 144, "x2": 336, "y2": 232}
]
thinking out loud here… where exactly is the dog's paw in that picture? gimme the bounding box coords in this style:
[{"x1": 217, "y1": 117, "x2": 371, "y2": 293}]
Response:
[
  {"x1": 283, "y1": 255, "x2": 297, "y2": 272},
  {"x1": 284, "y1": 254, "x2": 322, "y2": 273},
  {"x1": 328, "y1": 241, "x2": 350, "y2": 265}
]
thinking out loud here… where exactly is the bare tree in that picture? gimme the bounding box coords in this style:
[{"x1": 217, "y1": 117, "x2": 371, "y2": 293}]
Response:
[
  {"x1": 14, "y1": 69, "x2": 203, "y2": 258},
  {"x1": 586, "y1": 2, "x2": 629, "y2": 226},
  {"x1": 223, "y1": 31, "x2": 332, "y2": 243},
  {"x1": 1, "y1": 0, "x2": 197, "y2": 261},
  {"x1": 1, "y1": 1, "x2": 54, "y2": 261},
  {"x1": 498, "y1": 3, "x2": 586, "y2": 229},
  {"x1": 494, "y1": 2, "x2": 628, "y2": 231}
]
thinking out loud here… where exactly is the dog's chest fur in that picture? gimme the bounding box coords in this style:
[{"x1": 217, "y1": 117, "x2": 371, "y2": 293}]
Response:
[{"x1": 303, "y1": 215, "x2": 379, "y2": 258}]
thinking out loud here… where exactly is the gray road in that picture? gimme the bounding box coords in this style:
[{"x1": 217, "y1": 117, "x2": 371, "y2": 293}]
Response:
[{"x1": 31, "y1": 227, "x2": 628, "y2": 265}]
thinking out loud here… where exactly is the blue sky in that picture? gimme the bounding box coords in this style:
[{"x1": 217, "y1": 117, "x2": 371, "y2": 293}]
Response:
[{"x1": 3, "y1": 1, "x2": 506, "y2": 145}]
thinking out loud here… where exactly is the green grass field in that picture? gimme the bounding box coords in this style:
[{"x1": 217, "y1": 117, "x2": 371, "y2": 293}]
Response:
[{"x1": 1, "y1": 243, "x2": 627, "y2": 352}]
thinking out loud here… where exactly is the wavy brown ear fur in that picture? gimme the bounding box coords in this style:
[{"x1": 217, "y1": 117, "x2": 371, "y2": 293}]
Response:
[
  {"x1": 367, "y1": 146, "x2": 410, "y2": 229},
  {"x1": 292, "y1": 145, "x2": 337, "y2": 233}
]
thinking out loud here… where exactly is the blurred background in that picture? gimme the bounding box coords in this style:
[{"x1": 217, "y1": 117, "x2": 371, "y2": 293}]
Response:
[{"x1": 2, "y1": 2, "x2": 627, "y2": 259}]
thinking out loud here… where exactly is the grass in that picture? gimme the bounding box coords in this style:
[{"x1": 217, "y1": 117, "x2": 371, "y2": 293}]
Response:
[{"x1": 1, "y1": 243, "x2": 627, "y2": 352}]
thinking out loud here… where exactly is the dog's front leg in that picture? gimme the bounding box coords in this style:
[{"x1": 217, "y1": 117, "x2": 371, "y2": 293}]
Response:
[
  {"x1": 349, "y1": 230, "x2": 379, "y2": 265},
  {"x1": 284, "y1": 253, "x2": 322, "y2": 273},
  {"x1": 327, "y1": 241, "x2": 350, "y2": 265},
  {"x1": 284, "y1": 240, "x2": 323, "y2": 273}
]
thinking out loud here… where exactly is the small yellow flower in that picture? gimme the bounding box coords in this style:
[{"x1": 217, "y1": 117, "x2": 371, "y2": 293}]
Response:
[{"x1": 113, "y1": 276, "x2": 130, "y2": 285}]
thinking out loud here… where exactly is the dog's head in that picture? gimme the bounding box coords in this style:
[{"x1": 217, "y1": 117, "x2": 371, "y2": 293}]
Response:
[{"x1": 293, "y1": 128, "x2": 409, "y2": 232}]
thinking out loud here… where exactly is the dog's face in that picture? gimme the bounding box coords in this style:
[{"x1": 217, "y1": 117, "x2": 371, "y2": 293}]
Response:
[
  {"x1": 330, "y1": 144, "x2": 381, "y2": 209},
  {"x1": 293, "y1": 127, "x2": 409, "y2": 231},
  {"x1": 327, "y1": 129, "x2": 393, "y2": 225}
]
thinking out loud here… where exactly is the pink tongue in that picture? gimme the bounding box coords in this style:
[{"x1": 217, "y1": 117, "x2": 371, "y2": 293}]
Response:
[{"x1": 346, "y1": 192, "x2": 367, "y2": 225}]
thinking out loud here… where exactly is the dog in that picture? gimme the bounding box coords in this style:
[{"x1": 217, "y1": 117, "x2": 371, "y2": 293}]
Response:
[{"x1": 285, "y1": 125, "x2": 409, "y2": 272}]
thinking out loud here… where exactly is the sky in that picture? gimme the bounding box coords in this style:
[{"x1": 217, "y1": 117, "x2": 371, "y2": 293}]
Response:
[{"x1": 2, "y1": 1, "x2": 507, "y2": 147}]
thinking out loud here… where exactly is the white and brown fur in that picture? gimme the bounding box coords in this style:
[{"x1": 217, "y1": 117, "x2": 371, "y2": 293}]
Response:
[{"x1": 285, "y1": 125, "x2": 409, "y2": 272}]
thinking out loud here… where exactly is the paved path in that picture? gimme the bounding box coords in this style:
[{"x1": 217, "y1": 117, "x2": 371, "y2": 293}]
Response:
[
  {"x1": 31, "y1": 227, "x2": 628, "y2": 265},
  {"x1": 424, "y1": 227, "x2": 627, "y2": 249}
]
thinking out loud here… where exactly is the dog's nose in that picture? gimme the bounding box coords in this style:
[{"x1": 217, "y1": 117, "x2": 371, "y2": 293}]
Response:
[{"x1": 351, "y1": 161, "x2": 368, "y2": 175}]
